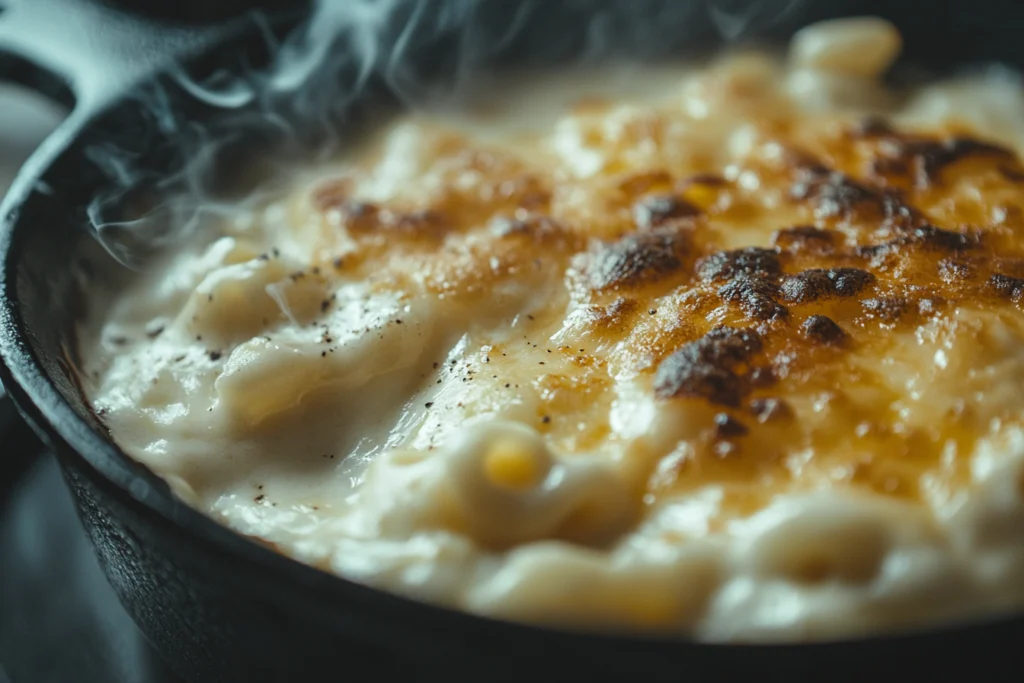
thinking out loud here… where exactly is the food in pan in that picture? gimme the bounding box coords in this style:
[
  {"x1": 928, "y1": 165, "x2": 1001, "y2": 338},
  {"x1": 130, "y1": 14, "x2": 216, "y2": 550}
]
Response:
[{"x1": 81, "y1": 17, "x2": 1024, "y2": 640}]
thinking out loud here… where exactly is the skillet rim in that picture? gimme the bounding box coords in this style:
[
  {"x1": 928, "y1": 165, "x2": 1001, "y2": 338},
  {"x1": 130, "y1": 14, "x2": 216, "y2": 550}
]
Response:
[{"x1": 1, "y1": 21, "x2": 1024, "y2": 660}]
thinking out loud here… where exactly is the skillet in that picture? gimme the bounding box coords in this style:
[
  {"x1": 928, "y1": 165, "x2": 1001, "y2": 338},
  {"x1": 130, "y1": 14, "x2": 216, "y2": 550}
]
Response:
[{"x1": 1, "y1": 0, "x2": 1024, "y2": 681}]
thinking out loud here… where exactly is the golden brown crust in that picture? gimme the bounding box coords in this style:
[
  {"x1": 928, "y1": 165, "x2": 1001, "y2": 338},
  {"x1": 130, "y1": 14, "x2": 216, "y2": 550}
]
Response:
[
  {"x1": 303, "y1": 109, "x2": 1024, "y2": 506},
  {"x1": 851, "y1": 117, "x2": 1017, "y2": 189}
]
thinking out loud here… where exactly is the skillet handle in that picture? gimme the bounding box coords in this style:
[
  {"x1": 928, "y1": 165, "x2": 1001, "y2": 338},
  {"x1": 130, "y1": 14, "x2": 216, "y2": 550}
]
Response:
[{"x1": 0, "y1": 0, "x2": 224, "y2": 114}]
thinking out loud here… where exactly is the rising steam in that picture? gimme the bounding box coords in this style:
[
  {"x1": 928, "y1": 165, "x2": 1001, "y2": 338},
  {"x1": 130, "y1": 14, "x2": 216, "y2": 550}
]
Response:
[{"x1": 85, "y1": 0, "x2": 815, "y2": 267}]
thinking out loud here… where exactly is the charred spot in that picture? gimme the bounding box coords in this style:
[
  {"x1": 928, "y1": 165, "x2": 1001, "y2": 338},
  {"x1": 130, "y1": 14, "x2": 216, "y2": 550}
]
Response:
[
  {"x1": 696, "y1": 247, "x2": 781, "y2": 283},
  {"x1": 771, "y1": 225, "x2": 836, "y2": 253},
  {"x1": 801, "y1": 315, "x2": 846, "y2": 345},
  {"x1": 884, "y1": 137, "x2": 1016, "y2": 188},
  {"x1": 790, "y1": 167, "x2": 877, "y2": 219},
  {"x1": 702, "y1": 325, "x2": 764, "y2": 358},
  {"x1": 780, "y1": 268, "x2": 875, "y2": 303},
  {"x1": 790, "y1": 162, "x2": 920, "y2": 229},
  {"x1": 855, "y1": 224, "x2": 976, "y2": 260},
  {"x1": 827, "y1": 268, "x2": 876, "y2": 297},
  {"x1": 589, "y1": 228, "x2": 691, "y2": 292},
  {"x1": 899, "y1": 224, "x2": 980, "y2": 252},
  {"x1": 632, "y1": 194, "x2": 699, "y2": 229},
  {"x1": 653, "y1": 326, "x2": 763, "y2": 407},
  {"x1": 989, "y1": 273, "x2": 1024, "y2": 302},
  {"x1": 860, "y1": 297, "x2": 910, "y2": 323},
  {"x1": 717, "y1": 276, "x2": 788, "y2": 321},
  {"x1": 750, "y1": 397, "x2": 792, "y2": 423},
  {"x1": 714, "y1": 413, "x2": 749, "y2": 439}
]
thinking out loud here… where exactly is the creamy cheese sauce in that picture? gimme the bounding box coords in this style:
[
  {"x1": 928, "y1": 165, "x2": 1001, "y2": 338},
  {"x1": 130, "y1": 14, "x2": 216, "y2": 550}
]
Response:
[{"x1": 81, "y1": 17, "x2": 1024, "y2": 639}]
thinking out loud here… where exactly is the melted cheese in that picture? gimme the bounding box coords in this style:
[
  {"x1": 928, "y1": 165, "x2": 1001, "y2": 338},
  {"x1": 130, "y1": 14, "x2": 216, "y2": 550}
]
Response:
[{"x1": 82, "y1": 17, "x2": 1024, "y2": 639}]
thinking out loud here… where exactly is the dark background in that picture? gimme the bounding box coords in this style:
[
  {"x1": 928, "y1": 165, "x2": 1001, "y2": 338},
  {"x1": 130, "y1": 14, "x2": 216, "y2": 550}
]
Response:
[{"x1": 0, "y1": 89, "x2": 177, "y2": 682}]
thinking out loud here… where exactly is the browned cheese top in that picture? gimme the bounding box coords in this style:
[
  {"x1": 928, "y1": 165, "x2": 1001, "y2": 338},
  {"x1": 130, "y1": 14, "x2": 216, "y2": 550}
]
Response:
[
  {"x1": 290, "y1": 63, "x2": 1024, "y2": 522},
  {"x1": 83, "y1": 18, "x2": 1024, "y2": 638}
]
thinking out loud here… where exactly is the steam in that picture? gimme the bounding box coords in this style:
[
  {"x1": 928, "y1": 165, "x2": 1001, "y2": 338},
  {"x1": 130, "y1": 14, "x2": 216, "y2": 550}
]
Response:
[{"x1": 85, "y1": 0, "x2": 816, "y2": 268}]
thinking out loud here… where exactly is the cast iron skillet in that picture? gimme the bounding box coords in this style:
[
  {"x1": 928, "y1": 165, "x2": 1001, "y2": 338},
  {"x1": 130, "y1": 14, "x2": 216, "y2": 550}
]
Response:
[{"x1": 2, "y1": 0, "x2": 1024, "y2": 681}]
